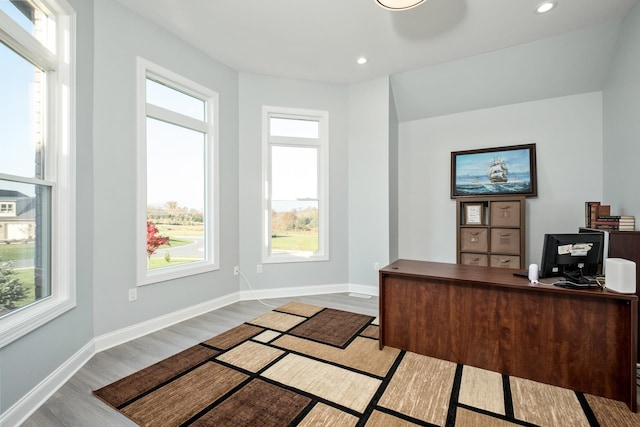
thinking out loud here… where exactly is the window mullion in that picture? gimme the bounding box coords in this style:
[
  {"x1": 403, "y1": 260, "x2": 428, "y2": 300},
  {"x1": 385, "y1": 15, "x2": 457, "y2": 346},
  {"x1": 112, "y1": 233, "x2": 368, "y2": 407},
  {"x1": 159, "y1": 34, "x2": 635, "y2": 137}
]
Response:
[
  {"x1": 269, "y1": 136, "x2": 319, "y2": 147},
  {"x1": 0, "y1": 10, "x2": 56, "y2": 70},
  {"x1": 0, "y1": 172, "x2": 54, "y2": 187},
  {"x1": 146, "y1": 103, "x2": 207, "y2": 133}
]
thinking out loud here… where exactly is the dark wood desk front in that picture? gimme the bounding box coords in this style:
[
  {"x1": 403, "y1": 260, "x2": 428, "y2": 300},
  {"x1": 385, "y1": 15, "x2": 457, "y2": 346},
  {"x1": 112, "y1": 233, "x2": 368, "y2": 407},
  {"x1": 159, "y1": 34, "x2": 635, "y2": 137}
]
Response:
[{"x1": 379, "y1": 259, "x2": 638, "y2": 412}]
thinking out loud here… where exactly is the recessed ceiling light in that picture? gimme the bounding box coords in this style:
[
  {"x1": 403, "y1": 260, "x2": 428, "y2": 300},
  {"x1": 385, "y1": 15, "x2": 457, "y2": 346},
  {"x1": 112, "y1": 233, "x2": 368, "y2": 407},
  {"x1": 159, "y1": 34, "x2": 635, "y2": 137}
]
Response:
[
  {"x1": 376, "y1": 0, "x2": 425, "y2": 11},
  {"x1": 536, "y1": 1, "x2": 557, "y2": 14},
  {"x1": 357, "y1": 57, "x2": 368, "y2": 65}
]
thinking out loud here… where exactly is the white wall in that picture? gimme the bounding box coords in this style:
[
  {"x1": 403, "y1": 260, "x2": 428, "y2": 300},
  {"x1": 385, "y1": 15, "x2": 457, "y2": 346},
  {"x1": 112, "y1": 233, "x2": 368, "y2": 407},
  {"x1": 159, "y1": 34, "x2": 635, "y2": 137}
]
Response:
[
  {"x1": 348, "y1": 78, "x2": 391, "y2": 286},
  {"x1": 238, "y1": 73, "x2": 349, "y2": 292},
  {"x1": 389, "y1": 86, "x2": 400, "y2": 263},
  {"x1": 603, "y1": 0, "x2": 640, "y2": 219},
  {"x1": 391, "y1": 20, "x2": 620, "y2": 122},
  {"x1": 398, "y1": 92, "x2": 604, "y2": 266},
  {"x1": 92, "y1": 0, "x2": 240, "y2": 336}
]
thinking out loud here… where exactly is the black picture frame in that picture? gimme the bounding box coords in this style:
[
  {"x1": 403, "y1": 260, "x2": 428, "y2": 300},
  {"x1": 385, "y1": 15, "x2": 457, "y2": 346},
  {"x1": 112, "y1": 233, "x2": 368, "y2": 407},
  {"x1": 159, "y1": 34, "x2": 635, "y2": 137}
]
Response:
[{"x1": 451, "y1": 143, "x2": 537, "y2": 198}]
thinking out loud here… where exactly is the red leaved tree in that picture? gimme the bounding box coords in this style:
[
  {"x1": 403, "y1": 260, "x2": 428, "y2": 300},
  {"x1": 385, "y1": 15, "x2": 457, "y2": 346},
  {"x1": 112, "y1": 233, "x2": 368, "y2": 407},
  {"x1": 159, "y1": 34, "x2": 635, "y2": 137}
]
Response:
[{"x1": 147, "y1": 220, "x2": 169, "y2": 259}]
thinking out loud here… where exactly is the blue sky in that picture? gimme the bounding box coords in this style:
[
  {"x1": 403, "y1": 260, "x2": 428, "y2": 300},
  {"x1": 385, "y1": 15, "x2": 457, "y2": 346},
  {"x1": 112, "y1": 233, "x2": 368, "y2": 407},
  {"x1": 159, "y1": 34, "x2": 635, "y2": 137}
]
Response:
[
  {"x1": 1, "y1": 3, "x2": 39, "y2": 196},
  {"x1": 146, "y1": 117, "x2": 205, "y2": 211},
  {"x1": 455, "y1": 148, "x2": 531, "y2": 178}
]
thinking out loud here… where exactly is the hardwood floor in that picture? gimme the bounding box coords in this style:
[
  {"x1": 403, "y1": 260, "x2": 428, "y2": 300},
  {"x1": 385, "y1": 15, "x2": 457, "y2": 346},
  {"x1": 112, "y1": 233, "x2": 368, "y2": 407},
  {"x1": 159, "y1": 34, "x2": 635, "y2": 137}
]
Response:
[{"x1": 21, "y1": 293, "x2": 379, "y2": 426}]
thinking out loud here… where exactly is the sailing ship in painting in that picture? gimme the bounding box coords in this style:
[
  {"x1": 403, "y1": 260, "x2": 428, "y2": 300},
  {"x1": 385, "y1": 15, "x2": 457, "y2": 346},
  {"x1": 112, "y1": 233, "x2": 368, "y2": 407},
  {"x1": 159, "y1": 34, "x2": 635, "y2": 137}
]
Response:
[
  {"x1": 487, "y1": 158, "x2": 508, "y2": 183},
  {"x1": 454, "y1": 148, "x2": 532, "y2": 196}
]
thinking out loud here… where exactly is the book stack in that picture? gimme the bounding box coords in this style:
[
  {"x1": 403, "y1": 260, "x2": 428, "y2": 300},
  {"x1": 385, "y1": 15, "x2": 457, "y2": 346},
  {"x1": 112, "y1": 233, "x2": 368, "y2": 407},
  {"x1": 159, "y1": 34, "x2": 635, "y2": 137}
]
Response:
[
  {"x1": 594, "y1": 215, "x2": 636, "y2": 231},
  {"x1": 585, "y1": 201, "x2": 636, "y2": 231},
  {"x1": 584, "y1": 201, "x2": 601, "y2": 228}
]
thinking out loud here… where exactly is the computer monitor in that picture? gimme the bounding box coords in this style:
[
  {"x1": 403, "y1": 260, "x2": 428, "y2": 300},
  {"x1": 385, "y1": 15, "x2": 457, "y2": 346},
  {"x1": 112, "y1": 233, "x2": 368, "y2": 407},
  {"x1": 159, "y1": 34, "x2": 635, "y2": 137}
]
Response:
[
  {"x1": 539, "y1": 233, "x2": 605, "y2": 279},
  {"x1": 578, "y1": 228, "x2": 609, "y2": 274}
]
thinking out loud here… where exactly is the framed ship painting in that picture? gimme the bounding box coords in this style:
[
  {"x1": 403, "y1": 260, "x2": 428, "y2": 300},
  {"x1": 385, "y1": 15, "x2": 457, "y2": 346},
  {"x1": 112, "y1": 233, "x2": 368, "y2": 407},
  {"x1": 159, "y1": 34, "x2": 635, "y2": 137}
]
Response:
[{"x1": 451, "y1": 143, "x2": 537, "y2": 198}]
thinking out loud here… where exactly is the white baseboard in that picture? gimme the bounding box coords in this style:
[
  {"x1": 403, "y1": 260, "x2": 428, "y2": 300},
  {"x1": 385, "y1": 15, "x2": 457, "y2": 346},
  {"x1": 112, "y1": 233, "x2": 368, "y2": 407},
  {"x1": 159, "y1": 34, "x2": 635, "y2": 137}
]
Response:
[
  {"x1": 94, "y1": 291, "x2": 240, "y2": 353},
  {"x1": 2, "y1": 284, "x2": 378, "y2": 426},
  {"x1": 1, "y1": 340, "x2": 95, "y2": 427},
  {"x1": 238, "y1": 283, "x2": 378, "y2": 301},
  {"x1": 347, "y1": 283, "x2": 379, "y2": 297},
  {"x1": 239, "y1": 283, "x2": 349, "y2": 300}
]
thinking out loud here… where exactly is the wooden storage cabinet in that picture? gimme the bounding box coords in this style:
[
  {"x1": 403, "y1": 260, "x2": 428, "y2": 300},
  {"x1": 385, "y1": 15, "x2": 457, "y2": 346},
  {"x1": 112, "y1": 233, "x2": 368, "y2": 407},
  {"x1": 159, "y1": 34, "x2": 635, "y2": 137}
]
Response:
[{"x1": 457, "y1": 196, "x2": 526, "y2": 269}]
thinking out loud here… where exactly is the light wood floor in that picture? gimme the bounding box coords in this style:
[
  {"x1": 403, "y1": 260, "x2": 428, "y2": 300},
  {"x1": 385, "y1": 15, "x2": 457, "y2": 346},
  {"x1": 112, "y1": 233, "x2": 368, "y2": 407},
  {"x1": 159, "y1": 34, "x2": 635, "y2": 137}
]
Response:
[{"x1": 21, "y1": 293, "x2": 379, "y2": 426}]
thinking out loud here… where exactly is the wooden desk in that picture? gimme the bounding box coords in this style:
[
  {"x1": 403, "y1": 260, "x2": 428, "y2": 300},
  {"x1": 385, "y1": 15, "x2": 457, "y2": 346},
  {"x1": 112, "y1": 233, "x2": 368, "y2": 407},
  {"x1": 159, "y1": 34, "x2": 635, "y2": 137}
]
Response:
[{"x1": 379, "y1": 259, "x2": 638, "y2": 412}]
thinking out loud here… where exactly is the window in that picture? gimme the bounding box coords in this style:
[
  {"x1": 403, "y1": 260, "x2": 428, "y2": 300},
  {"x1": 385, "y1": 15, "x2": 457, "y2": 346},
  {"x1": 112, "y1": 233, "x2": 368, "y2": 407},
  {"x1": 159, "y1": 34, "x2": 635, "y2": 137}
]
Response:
[
  {"x1": 0, "y1": 202, "x2": 16, "y2": 215},
  {"x1": 137, "y1": 58, "x2": 219, "y2": 285},
  {"x1": 0, "y1": 0, "x2": 75, "y2": 347},
  {"x1": 262, "y1": 107, "x2": 329, "y2": 263}
]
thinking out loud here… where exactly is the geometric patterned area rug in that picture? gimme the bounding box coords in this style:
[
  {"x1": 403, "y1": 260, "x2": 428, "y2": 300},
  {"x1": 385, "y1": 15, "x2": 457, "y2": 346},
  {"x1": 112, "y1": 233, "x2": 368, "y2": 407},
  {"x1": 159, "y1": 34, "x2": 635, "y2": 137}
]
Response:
[{"x1": 93, "y1": 302, "x2": 640, "y2": 426}]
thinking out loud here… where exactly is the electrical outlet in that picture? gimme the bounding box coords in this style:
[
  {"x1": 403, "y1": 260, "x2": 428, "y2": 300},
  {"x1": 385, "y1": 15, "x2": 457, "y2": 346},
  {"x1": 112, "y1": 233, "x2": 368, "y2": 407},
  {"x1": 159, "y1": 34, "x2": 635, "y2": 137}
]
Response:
[
  {"x1": 234, "y1": 266, "x2": 239, "y2": 276},
  {"x1": 257, "y1": 264, "x2": 263, "y2": 273},
  {"x1": 374, "y1": 262, "x2": 380, "y2": 270},
  {"x1": 128, "y1": 288, "x2": 137, "y2": 302}
]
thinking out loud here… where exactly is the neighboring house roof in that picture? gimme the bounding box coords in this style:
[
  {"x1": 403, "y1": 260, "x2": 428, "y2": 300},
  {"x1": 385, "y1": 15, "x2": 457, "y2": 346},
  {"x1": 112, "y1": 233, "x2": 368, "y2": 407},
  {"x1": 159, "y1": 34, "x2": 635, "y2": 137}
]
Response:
[{"x1": 0, "y1": 190, "x2": 29, "y2": 199}]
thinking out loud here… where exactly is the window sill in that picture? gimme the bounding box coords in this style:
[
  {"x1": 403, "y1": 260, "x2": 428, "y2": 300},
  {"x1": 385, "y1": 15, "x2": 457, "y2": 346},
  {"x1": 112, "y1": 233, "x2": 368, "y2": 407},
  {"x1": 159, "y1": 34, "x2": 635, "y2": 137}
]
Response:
[
  {"x1": 139, "y1": 262, "x2": 220, "y2": 286},
  {"x1": 263, "y1": 253, "x2": 329, "y2": 264},
  {"x1": 0, "y1": 295, "x2": 76, "y2": 349}
]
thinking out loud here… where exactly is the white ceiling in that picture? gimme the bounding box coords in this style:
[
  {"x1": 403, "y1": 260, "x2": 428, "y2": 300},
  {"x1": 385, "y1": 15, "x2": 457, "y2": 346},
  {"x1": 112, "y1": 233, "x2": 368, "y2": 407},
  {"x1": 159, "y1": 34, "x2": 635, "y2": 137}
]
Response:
[{"x1": 114, "y1": 0, "x2": 636, "y2": 85}]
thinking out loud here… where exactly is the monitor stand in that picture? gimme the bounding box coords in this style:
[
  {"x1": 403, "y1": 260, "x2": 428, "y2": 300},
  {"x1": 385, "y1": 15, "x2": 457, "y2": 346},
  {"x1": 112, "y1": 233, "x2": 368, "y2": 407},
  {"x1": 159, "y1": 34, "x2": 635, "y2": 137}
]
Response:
[{"x1": 563, "y1": 270, "x2": 598, "y2": 285}]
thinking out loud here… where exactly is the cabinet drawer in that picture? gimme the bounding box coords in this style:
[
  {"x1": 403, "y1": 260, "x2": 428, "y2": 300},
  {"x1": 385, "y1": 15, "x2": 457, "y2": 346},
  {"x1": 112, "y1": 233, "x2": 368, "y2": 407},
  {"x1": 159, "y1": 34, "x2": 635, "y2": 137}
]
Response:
[
  {"x1": 490, "y1": 255, "x2": 520, "y2": 268},
  {"x1": 490, "y1": 228, "x2": 520, "y2": 254},
  {"x1": 460, "y1": 228, "x2": 488, "y2": 252},
  {"x1": 491, "y1": 201, "x2": 520, "y2": 227},
  {"x1": 461, "y1": 253, "x2": 489, "y2": 266}
]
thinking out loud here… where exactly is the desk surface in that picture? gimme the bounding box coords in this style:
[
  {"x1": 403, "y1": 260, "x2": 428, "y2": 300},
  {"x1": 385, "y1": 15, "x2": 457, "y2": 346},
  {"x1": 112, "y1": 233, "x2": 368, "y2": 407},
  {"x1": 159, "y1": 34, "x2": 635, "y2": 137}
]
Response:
[
  {"x1": 379, "y1": 259, "x2": 637, "y2": 412},
  {"x1": 380, "y1": 259, "x2": 637, "y2": 302}
]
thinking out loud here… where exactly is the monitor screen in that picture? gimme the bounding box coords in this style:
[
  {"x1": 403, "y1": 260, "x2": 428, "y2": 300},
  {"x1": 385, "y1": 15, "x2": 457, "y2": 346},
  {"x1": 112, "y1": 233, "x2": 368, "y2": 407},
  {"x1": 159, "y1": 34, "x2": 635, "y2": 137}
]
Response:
[
  {"x1": 578, "y1": 228, "x2": 609, "y2": 274},
  {"x1": 539, "y1": 233, "x2": 604, "y2": 279}
]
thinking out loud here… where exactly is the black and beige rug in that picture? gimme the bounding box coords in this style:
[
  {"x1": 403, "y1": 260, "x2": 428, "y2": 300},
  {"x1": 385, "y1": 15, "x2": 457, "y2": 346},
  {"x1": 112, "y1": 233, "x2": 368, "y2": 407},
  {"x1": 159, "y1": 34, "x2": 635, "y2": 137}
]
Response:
[{"x1": 94, "y1": 302, "x2": 640, "y2": 426}]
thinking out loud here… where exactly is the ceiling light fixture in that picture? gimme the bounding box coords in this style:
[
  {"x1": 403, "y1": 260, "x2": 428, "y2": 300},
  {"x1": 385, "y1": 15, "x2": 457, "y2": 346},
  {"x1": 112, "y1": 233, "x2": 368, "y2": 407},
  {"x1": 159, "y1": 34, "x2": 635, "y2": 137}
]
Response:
[
  {"x1": 357, "y1": 57, "x2": 368, "y2": 65},
  {"x1": 376, "y1": 0, "x2": 426, "y2": 11},
  {"x1": 536, "y1": 1, "x2": 557, "y2": 14}
]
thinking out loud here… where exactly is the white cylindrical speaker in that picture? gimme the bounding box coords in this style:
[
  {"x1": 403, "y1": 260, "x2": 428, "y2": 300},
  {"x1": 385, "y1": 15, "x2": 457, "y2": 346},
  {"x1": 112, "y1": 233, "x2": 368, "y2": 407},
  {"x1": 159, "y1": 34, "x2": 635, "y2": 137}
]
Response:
[
  {"x1": 528, "y1": 263, "x2": 539, "y2": 283},
  {"x1": 605, "y1": 258, "x2": 636, "y2": 294}
]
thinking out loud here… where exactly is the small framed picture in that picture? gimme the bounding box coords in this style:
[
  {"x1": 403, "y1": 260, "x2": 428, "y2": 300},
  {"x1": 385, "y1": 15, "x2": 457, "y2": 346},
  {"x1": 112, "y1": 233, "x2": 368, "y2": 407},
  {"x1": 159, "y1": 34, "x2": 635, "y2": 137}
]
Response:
[{"x1": 465, "y1": 204, "x2": 483, "y2": 225}]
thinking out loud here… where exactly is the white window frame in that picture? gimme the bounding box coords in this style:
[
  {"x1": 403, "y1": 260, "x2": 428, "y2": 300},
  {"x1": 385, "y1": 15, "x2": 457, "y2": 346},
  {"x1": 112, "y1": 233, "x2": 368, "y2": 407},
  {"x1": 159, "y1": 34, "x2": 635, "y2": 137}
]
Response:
[
  {"x1": 0, "y1": 0, "x2": 76, "y2": 348},
  {"x1": 136, "y1": 58, "x2": 219, "y2": 286},
  {"x1": 0, "y1": 202, "x2": 16, "y2": 215},
  {"x1": 262, "y1": 106, "x2": 329, "y2": 263}
]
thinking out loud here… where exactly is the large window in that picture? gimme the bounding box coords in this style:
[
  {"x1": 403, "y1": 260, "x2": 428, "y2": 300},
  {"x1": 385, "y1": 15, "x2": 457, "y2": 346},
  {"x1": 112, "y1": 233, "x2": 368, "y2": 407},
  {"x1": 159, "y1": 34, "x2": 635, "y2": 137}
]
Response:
[
  {"x1": 0, "y1": 0, "x2": 75, "y2": 347},
  {"x1": 137, "y1": 59, "x2": 219, "y2": 285},
  {"x1": 262, "y1": 107, "x2": 329, "y2": 263}
]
